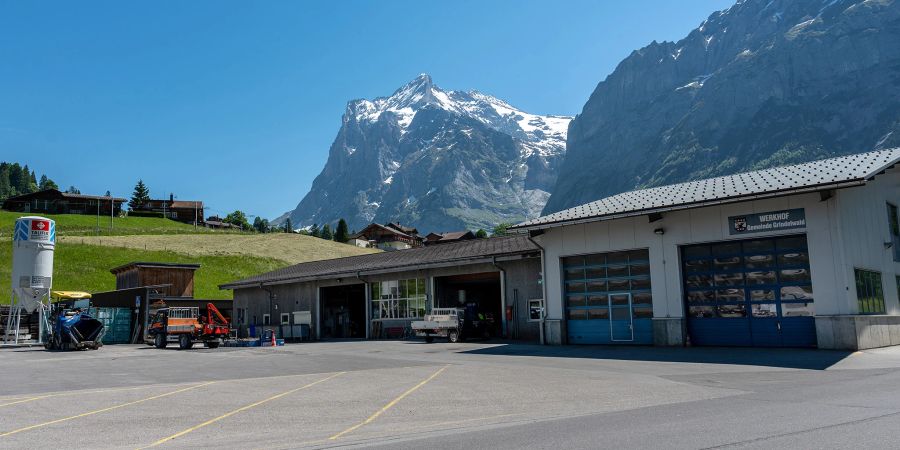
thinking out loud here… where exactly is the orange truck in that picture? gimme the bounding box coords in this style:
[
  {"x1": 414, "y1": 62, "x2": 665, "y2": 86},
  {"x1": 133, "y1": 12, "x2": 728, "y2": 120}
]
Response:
[{"x1": 147, "y1": 303, "x2": 230, "y2": 350}]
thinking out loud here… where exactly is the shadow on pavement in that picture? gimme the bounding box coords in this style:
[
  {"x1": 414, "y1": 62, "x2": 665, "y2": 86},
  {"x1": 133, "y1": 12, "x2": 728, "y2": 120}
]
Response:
[{"x1": 458, "y1": 342, "x2": 853, "y2": 370}]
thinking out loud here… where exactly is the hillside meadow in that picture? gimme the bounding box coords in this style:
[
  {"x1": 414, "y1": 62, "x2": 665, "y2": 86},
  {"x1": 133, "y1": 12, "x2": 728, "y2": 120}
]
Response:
[{"x1": 1, "y1": 211, "x2": 379, "y2": 303}]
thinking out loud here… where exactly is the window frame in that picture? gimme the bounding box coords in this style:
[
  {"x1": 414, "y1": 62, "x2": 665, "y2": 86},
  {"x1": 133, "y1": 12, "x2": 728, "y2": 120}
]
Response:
[
  {"x1": 371, "y1": 278, "x2": 427, "y2": 320},
  {"x1": 263, "y1": 314, "x2": 271, "y2": 326},
  {"x1": 888, "y1": 203, "x2": 900, "y2": 262},
  {"x1": 280, "y1": 313, "x2": 290, "y2": 325},
  {"x1": 855, "y1": 268, "x2": 885, "y2": 314}
]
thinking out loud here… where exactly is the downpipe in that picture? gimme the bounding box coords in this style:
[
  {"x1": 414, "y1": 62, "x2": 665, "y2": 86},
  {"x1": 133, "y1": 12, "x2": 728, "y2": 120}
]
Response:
[
  {"x1": 490, "y1": 256, "x2": 507, "y2": 339},
  {"x1": 527, "y1": 233, "x2": 548, "y2": 345}
]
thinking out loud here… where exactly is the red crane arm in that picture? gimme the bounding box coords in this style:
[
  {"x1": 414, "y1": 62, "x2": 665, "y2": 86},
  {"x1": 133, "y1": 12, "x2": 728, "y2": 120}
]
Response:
[{"x1": 206, "y1": 303, "x2": 229, "y2": 326}]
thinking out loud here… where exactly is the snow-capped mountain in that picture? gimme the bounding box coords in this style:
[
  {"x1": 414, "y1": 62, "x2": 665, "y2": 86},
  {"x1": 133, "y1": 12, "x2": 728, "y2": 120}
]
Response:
[{"x1": 279, "y1": 74, "x2": 571, "y2": 232}]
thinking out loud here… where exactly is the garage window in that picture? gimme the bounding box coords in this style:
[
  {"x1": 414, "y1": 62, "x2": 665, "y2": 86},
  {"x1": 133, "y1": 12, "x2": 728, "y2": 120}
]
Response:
[
  {"x1": 263, "y1": 314, "x2": 271, "y2": 325},
  {"x1": 280, "y1": 313, "x2": 290, "y2": 325},
  {"x1": 371, "y1": 279, "x2": 427, "y2": 320},
  {"x1": 855, "y1": 268, "x2": 885, "y2": 314}
]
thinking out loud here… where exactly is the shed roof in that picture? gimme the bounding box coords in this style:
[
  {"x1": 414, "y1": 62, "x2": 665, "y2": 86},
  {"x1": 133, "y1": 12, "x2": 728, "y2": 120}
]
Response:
[
  {"x1": 512, "y1": 148, "x2": 900, "y2": 231},
  {"x1": 220, "y1": 235, "x2": 538, "y2": 289},
  {"x1": 110, "y1": 262, "x2": 201, "y2": 274}
]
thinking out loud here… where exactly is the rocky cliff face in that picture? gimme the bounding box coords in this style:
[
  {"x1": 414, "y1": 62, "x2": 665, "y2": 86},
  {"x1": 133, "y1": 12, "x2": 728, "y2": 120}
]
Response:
[
  {"x1": 544, "y1": 0, "x2": 900, "y2": 214},
  {"x1": 282, "y1": 75, "x2": 571, "y2": 232}
]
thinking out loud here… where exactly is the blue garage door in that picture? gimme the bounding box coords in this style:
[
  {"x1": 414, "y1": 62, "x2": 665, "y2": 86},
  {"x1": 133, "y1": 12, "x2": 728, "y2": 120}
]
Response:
[
  {"x1": 682, "y1": 235, "x2": 816, "y2": 348},
  {"x1": 564, "y1": 249, "x2": 653, "y2": 345}
]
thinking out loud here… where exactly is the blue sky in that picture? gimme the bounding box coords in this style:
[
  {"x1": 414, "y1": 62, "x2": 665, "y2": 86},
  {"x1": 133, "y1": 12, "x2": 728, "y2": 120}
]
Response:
[{"x1": 1, "y1": 0, "x2": 734, "y2": 220}]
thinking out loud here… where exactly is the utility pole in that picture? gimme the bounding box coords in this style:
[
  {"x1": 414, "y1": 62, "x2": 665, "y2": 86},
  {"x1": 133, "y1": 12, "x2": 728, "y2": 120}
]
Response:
[{"x1": 96, "y1": 199, "x2": 100, "y2": 235}]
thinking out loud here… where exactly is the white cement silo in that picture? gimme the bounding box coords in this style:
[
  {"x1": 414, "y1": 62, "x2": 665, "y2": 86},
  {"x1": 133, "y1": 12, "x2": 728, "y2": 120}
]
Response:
[{"x1": 5, "y1": 216, "x2": 55, "y2": 344}]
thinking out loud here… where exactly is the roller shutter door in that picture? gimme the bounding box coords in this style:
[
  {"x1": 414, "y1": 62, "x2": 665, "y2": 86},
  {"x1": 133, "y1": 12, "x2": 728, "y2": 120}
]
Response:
[{"x1": 682, "y1": 235, "x2": 816, "y2": 348}]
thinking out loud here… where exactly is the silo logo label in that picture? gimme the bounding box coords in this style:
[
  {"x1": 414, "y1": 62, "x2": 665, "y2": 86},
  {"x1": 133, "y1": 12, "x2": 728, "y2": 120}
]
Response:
[{"x1": 30, "y1": 220, "x2": 51, "y2": 240}]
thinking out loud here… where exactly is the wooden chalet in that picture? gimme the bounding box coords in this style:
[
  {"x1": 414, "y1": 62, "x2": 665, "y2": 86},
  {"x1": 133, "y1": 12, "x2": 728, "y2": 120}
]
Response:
[
  {"x1": 424, "y1": 230, "x2": 477, "y2": 246},
  {"x1": 348, "y1": 222, "x2": 424, "y2": 251},
  {"x1": 2, "y1": 189, "x2": 126, "y2": 216}
]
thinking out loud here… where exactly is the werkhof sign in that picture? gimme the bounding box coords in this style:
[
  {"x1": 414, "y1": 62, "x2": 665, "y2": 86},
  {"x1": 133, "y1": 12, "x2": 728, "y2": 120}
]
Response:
[{"x1": 728, "y1": 208, "x2": 806, "y2": 235}]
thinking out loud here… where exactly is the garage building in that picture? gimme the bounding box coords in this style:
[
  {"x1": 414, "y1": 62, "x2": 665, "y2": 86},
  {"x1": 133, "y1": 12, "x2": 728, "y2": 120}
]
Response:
[
  {"x1": 220, "y1": 236, "x2": 544, "y2": 342},
  {"x1": 512, "y1": 149, "x2": 900, "y2": 350}
]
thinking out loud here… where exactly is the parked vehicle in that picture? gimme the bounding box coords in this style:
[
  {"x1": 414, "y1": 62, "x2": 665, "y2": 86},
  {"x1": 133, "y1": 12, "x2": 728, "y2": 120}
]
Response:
[
  {"x1": 412, "y1": 308, "x2": 463, "y2": 343},
  {"x1": 44, "y1": 291, "x2": 104, "y2": 351},
  {"x1": 45, "y1": 305, "x2": 104, "y2": 351},
  {"x1": 412, "y1": 306, "x2": 494, "y2": 343},
  {"x1": 147, "y1": 303, "x2": 229, "y2": 350}
]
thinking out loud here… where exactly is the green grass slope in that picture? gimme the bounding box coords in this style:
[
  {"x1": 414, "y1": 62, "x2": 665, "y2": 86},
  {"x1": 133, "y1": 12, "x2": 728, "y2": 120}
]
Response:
[
  {"x1": 1, "y1": 238, "x2": 285, "y2": 301},
  {"x1": 1, "y1": 210, "x2": 380, "y2": 303},
  {"x1": 64, "y1": 233, "x2": 379, "y2": 265},
  {"x1": 0, "y1": 210, "x2": 237, "y2": 236}
]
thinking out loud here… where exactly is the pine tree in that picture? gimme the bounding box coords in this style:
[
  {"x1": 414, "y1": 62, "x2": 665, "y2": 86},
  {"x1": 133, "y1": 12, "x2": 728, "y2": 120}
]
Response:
[
  {"x1": 334, "y1": 218, "x2": 350, "y2": 242},
  {"x1": 26, "y1": 166, "x2": 38, "y2": 193},
  {"x1": 129, "y1": 180, "x2": 151, "y2": 210},
  {"x1": 321, "y1": 223, "x2": 333, "y2": 240},
  {"x1": 0, "y1": 163, "x2": 11, "y2": 200},
  {"x1": 309, "y1": 223, "x2": 320, "y2": 238},
  {"x1": 38, "y1": 174, "x2": 59, "y2": 191},
  {"x1": 8, "y1": 163, "x2": 23, "y2": 195},
  {"x1": 253, "y1": 217, "x2": 269, "y2": 233},
  {"x1": 284, "y1": 218, "x2": 293, "y2": 233}
]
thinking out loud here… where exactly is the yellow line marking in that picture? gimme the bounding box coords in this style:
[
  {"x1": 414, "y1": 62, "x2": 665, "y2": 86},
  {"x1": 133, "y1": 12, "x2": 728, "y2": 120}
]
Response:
[
  {"x1": 140, "y1": 372, "x2": 344, "y2": 449},
  {"x1": 0, "y1": 381, "x2": 216, "y2": 438},
  {"x1": 0, "y1": 395, "x2": 54, "y2": 408},
  {"x1": 280, "y1": 412, "x2": 522, "y2": 449},
  {"x1": 329, "y1": 365, "x2": 449, "y2": 440},
  {"x1": 0, "y1": 383, "x2": 201, "y2": 409}
]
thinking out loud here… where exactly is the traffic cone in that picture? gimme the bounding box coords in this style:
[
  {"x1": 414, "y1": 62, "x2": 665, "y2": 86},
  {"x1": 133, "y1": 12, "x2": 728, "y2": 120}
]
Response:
[{"x1": 271, "y1": 330, "x2": 276, "y2": 347}]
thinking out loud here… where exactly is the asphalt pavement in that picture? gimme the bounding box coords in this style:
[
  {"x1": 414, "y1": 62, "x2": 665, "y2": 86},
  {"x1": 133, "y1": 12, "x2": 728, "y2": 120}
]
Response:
[{"x1": 1, "y1": 341, "x2": 900, "y2": 449}]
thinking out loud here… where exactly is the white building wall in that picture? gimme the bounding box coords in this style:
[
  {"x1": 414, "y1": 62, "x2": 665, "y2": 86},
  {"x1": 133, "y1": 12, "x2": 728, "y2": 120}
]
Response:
[
  {"x1": 834, "y1": 167, "x2": 900, "y2": 314},
  {"x1": 534, "y1": 187, "x2": 868, "y2": 343}
]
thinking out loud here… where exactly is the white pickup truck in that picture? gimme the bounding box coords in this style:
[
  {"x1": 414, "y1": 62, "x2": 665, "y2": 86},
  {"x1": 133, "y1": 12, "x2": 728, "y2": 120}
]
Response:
[{"x1": 411, "y1": 308, "x2": 464, "y2": 343}]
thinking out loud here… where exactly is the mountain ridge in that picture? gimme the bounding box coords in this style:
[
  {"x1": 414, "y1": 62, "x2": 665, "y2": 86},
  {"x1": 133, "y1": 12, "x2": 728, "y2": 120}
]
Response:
[
  {"x1": 544, "y1": 0, "x2": 900, "y2": 214},
  {"x1": 280, "y1": 74, "x2": 571, "y2": 232}
]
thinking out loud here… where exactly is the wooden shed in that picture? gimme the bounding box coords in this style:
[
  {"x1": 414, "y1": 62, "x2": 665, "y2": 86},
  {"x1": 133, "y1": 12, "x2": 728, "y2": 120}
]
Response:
[{"x1": 110, "y1": 262, "x2": 200, "y2": 298}]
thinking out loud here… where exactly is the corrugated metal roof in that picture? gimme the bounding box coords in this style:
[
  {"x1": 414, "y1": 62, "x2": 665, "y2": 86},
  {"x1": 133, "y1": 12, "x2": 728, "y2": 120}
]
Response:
[
  {"x1": 513, "y1": 148, "x2": 900, "y2": 231},
  {"x1": 220, "y1": 235, "x2": 539, "y2": 289}
]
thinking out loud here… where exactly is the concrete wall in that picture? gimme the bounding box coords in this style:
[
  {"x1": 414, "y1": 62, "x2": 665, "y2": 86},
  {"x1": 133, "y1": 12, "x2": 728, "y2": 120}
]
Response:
[{"x1": 534, "y1": 170, "x2": 900, "y2": 347}]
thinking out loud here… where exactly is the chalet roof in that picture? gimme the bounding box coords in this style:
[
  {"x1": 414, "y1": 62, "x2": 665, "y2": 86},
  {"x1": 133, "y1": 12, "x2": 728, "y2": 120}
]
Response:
[
  {"x1": 512, "y1": 148, "x2": 900, "y2": 232},
  {"x1": 220, "y1": 235, "x2": 538, "y2": 289},
  {"x1": 2, "y1": 189, "x2": 126, "y2": 203},
  {"x1": 349, "y1": 222, "x2": 415, "y2": 240},
  {"x1": 386, "y1": 222, "x2": 418, "y2": 235},
  {"x1": 170, "y1": 200, "x2": 203, "y2": 209},
  {"x1": 425, "y1": 230, "x2": 476, "y2": 243}
]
